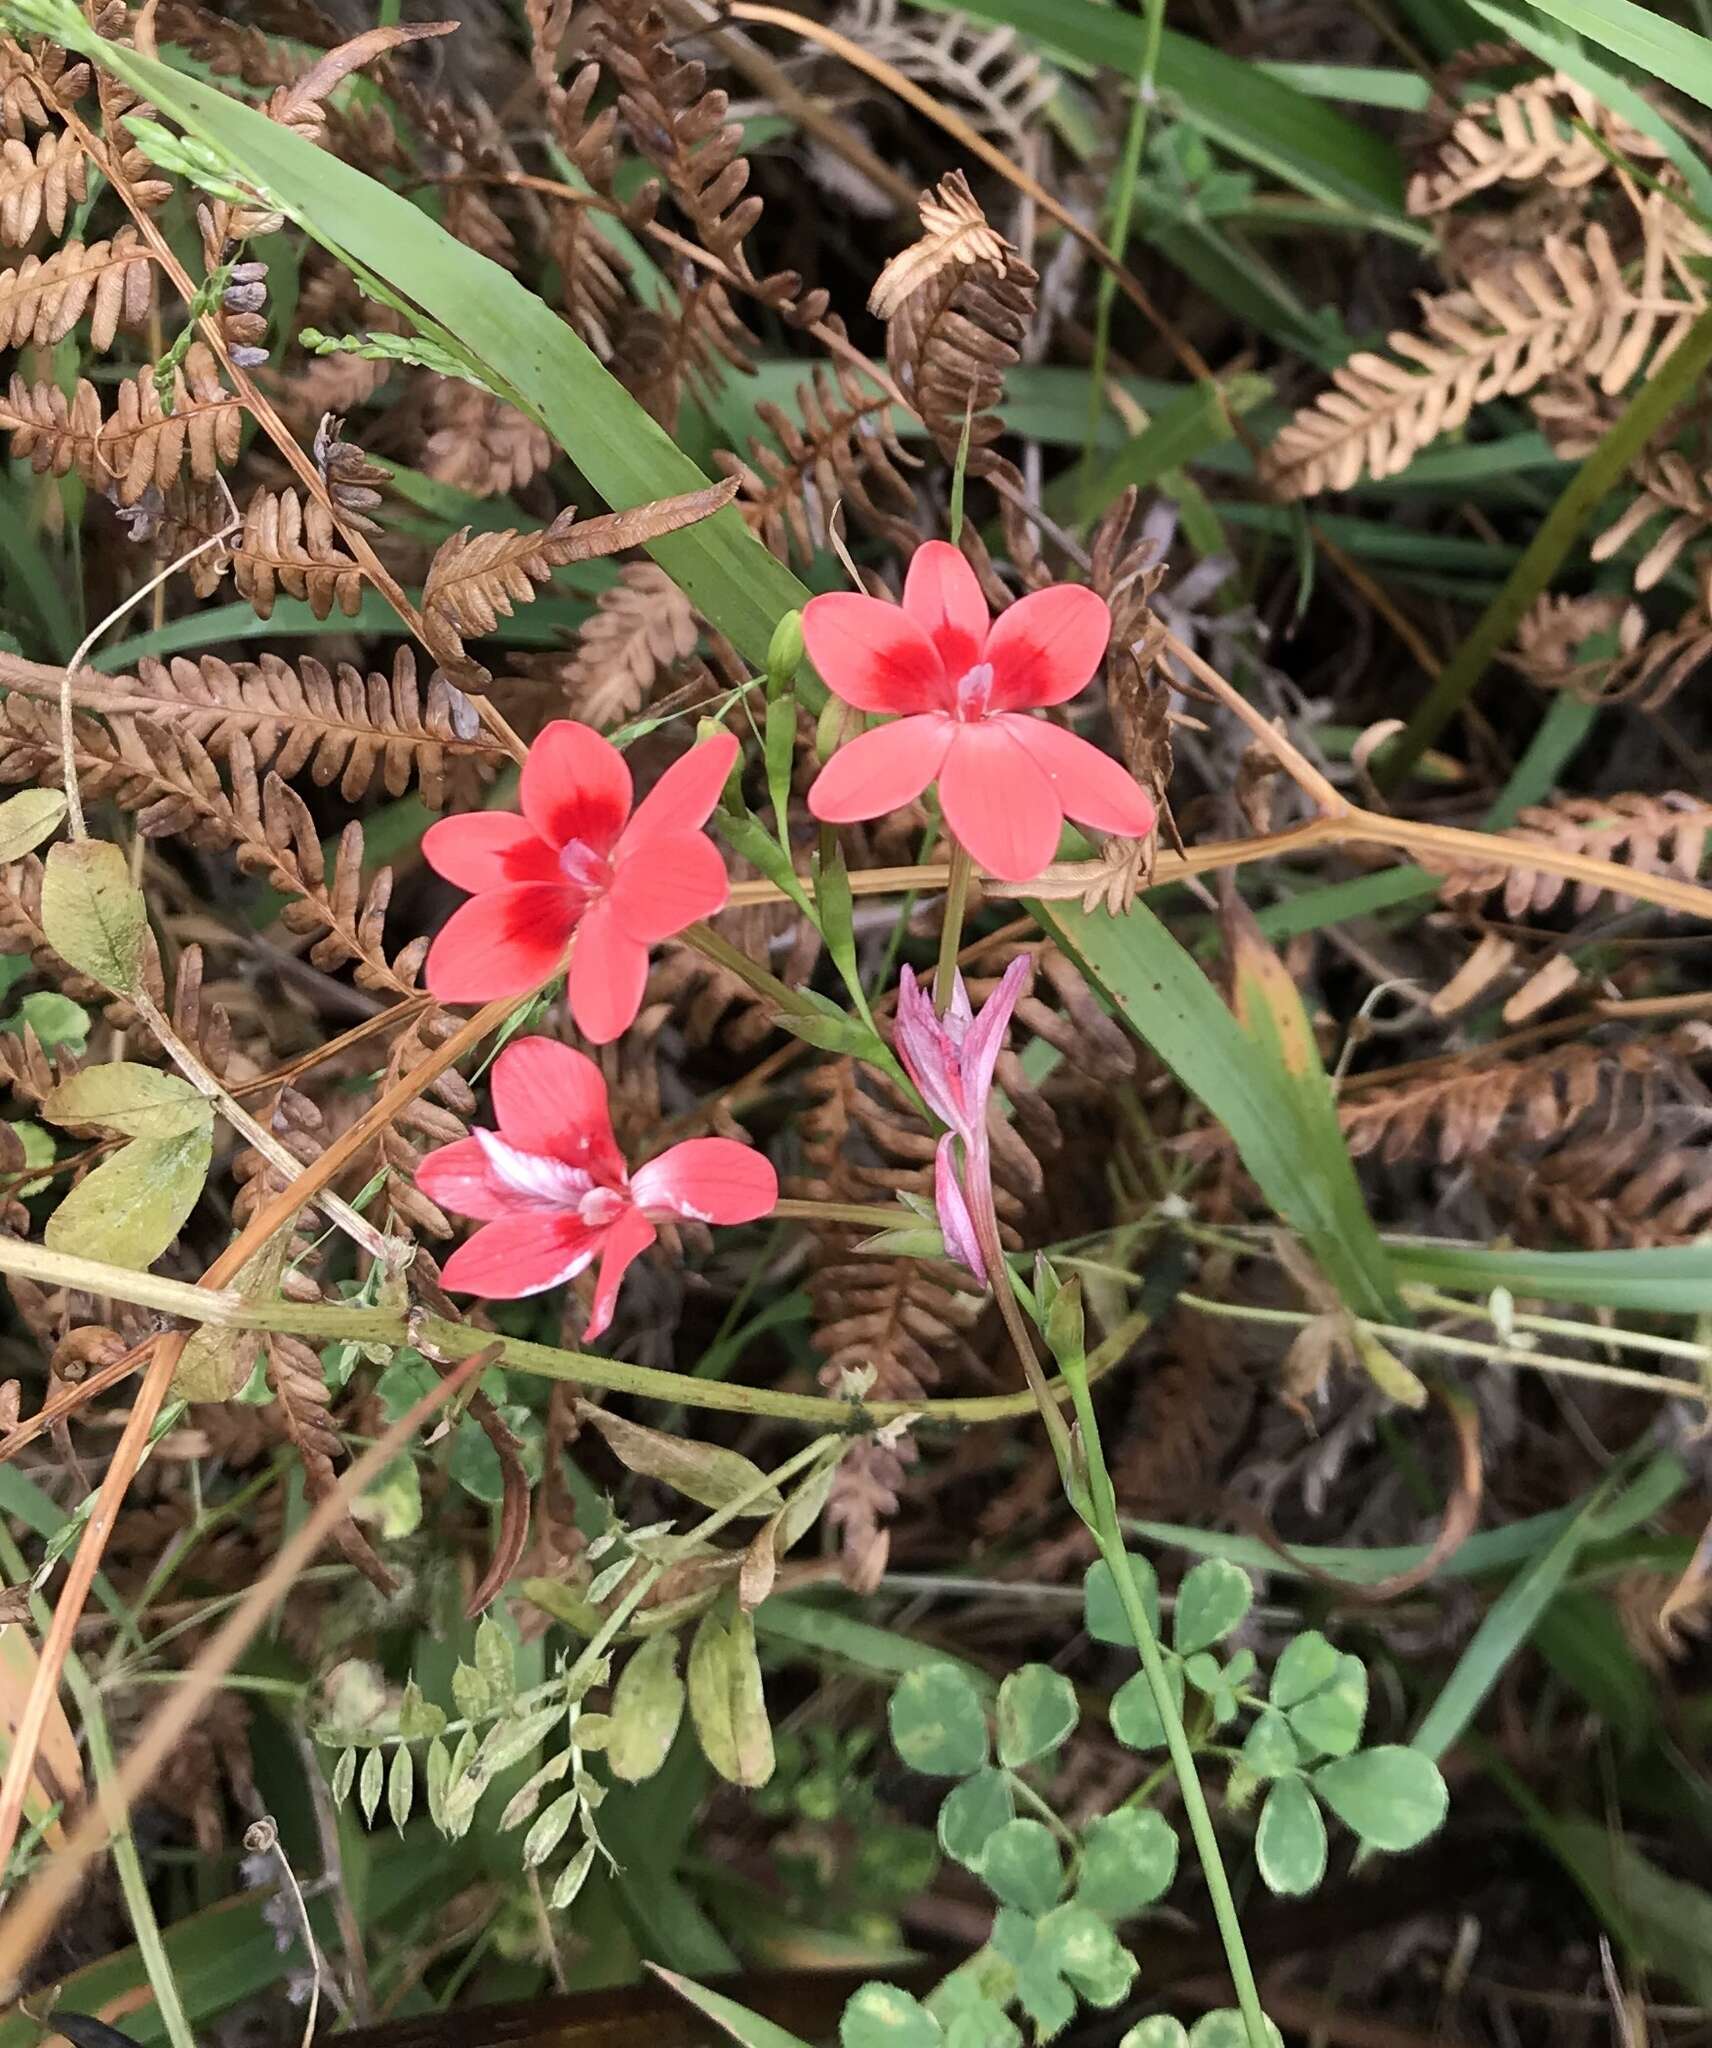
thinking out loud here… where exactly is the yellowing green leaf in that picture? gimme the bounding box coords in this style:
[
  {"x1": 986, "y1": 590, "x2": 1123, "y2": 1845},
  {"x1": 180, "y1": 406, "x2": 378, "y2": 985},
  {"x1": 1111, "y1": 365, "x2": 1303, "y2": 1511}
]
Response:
[
  {"x1": 582, "y1": 1406, "x2": 784, "y2": 1517},
  {"x1": 43, "y1": 1063, "x2": 211, "y2": 1141},
  {"x1": 0, "y1": 789, "x2": 67, "y2": 862},
  {"x1": 607, "y1": 1631, "x2": 687, "y2": 1784},
  {"x1": 40, "y1": 840, "x2": 149, "y2": 993},
  {"x1": 172, "y1": 1227, "x2": 290, "y2": 1402},
  {"x1": 44, "y1": 1126, "x2": 212, "y2": 1269},
  {"x1": 687, "y1": 1606, "x2": 774, "y2": 1787}
]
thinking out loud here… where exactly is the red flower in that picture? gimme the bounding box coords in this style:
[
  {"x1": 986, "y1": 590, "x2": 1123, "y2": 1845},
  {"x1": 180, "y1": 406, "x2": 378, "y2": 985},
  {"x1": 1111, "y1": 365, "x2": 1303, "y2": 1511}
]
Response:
[
  {"x1": 423, "y1": 722, "x2": 736, "y2": 1042},
  {"x1": 416, "y1": 1037, "x2": 777, "y2": 1341},
  {"x1": 803, "y1": 542, "x2": 1156, "y2": 882}
]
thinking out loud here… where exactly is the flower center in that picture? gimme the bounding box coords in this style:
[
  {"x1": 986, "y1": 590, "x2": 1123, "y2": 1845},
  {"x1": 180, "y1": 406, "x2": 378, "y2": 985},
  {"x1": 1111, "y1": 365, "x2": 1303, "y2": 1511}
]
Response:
[
  {"x1": 577, "y1": 1185, "x2": 626, "y2": 1228},
  {"x1": 952, "y1": 662, "x2": 995, "y2": 722},
  {"x1": 559, "y1": 837, "x2": 614, "y2": 892}
]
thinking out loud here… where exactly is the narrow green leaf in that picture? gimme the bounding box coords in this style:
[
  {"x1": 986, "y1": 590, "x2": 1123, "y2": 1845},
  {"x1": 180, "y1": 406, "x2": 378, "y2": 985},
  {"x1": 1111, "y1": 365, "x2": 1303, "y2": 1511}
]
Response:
[
  {"x1": 687, "y1": 1606, "x2": 774, "y2": 1788},
  {"x1": 387, "y1": 1745, "x2": 413, "y2": 1834},
  {"x1": 330, "y1": 1746, "x2": 356, "y2": 1807},
  {"x1": 358, "y1": 1745, "x2": 383, "y2": 1826},
  {"x1": 583, "y1": 1407, "x2": 785, "y2": 1516},
  {"x1": 548, "y1": 1836, "x2": 598, "y2": 1911},
  {"x1": 651, "y1": 1969, "x2": 816, "y2": 2048},
  {"x1": 523, "y1": 1788, "x2": 581, "y2": 1869},
  {"x1": 1515, "y1": 0, "x2": 1712, "y2": 107}
]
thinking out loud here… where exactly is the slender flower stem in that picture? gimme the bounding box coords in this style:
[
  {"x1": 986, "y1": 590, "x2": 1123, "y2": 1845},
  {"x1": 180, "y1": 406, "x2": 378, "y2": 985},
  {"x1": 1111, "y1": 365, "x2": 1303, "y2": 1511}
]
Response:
[{"x1": 934, "y1": 838, "x2": 975, "y2": 1015}]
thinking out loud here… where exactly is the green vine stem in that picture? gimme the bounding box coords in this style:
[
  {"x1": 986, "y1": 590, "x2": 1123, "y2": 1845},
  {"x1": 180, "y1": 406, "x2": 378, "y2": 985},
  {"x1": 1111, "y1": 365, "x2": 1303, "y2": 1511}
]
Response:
[
  {"x1": 933, "y1": 839, "x2": 975, "y2": 1015},
  {"x1": 1051, "y1": 1290, "x2": 1271, "y2": 2048}
]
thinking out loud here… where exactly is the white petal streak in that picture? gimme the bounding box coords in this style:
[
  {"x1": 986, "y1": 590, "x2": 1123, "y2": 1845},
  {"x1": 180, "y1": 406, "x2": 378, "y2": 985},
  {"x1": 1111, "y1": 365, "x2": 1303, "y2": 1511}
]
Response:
[{"x1": 475, "y1": 1128, "x2": 595, "y2": 1210}]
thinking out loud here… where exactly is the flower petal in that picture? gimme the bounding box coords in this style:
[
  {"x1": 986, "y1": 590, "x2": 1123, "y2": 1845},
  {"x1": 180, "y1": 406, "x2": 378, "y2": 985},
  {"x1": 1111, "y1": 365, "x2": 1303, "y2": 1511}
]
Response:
[
  {"x1": 934, "y1": 1134, "x2": 986, "y2": 1283},
  {"x1": 903, "y1": 541, "x2": 989, "y2": 679},
  {"x1": 415, "y1": 1135, "x2": 517, "y2": 1221},
  {"x1": 1000, "y1": 715, "x2": 1158, "y2": 838},
  {"x1": 490, "y1": 1036, "x2": 626, "y2": 1181},
  {"x1": 892, "y1": 964, "x2": 968, "y2": 1137},
  {"x1": 956, "y1": 954, "x2": 1031, "y2": 1125},
  {"x1": 566, "y1": 899, "x2": 650, "y2": 1044},
  {"x1": 807, "y1": 714, "x2": 950, "y2": 824},
  {"x1": 631, "y1": 1137, "x2": 778, "y2": 1224},
  {"x1": 622, "y1": 731, "x2": 738, "y2": 844},
  {"x1": 520, "y1": 720, "x2": 632, "y2": 853},
  {"x1": 607, "y1": 829, "x2": 730, "y2": 945},
  {"x1": 425, "y1": 886, "x2": 578, "y2": 1003},
  {"x1": 983, "y1": 584, "x2": 1112, "y2": 710},
  {"x1": 801, "y1": 592, "x2": 950, "y2": 713},
  {"x1": 440, "y1": 1214, "x2": 599, "y2": 1299},
  {"x1": 422, "y1": 813, "x2": 558, "y2": 892},
  {"x1": 583, "y1": 1204, "x2": 656, "y2": 1343},
  {"x1": 938, "y1": 721, "x2": 1063, "y2": 881}
]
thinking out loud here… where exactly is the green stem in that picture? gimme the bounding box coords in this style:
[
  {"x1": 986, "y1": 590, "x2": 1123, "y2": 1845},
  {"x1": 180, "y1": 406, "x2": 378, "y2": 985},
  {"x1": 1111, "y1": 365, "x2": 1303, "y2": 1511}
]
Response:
[
  {"x1": 1380, "y1": 297, "x2": 1712, "y2": 788},
  {"x1": 1081, "y1": 0, "x2": 1167, "y2": 471},
  {"x1": 1058, "y1": 1363, "x2": 1270, "y2": 2048},
  {"x1": 933, "y1": 838, "x2": 975, "y2": 1015},
  {"x1": 681, "y1": 919, "x2": 821, "y2": 1019}
]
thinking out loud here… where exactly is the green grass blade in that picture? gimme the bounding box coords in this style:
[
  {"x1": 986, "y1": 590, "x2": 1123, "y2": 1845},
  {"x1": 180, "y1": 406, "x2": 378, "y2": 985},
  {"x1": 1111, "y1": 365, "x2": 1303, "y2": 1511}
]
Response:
[
  {"x1": 49, "y1": 16, "x2": 813, "y2": 674},
  {"x1": 1034, "y1": 898, "x2": 1401, "y2": 1319},
  {"x1": 650, "y1": 1969, "x2": 817, "y2": 2048},
  {"x1": 1388, "y1": 1241, "x2": 1712, "y2": 1315},
  {"x1": 1512, "y1": 0, "x2": 1712, "y2": 107}
]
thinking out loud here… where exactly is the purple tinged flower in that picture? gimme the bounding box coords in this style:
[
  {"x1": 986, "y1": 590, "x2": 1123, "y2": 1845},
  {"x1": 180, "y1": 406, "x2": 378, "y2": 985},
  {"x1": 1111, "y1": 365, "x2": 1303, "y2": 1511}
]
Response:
[{"x1": 893, "y1": 955, "x2": 1032, "y2": 1283}]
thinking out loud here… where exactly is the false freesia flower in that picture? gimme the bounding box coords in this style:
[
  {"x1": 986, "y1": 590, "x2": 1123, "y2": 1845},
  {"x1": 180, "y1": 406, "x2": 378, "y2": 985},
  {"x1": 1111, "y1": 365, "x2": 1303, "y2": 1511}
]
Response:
[
  {"x1": 416, "y1": 1037, "x2": 777, "y2": 1341},
  {"x1": 892, "y1": 955, "x2": 1031, "y2": 1284},
  {"x1": 423, "y1": 722, "x2": 737, "y2": 1043},
  {"x1": 804, "y1": 542, "x2": 1156, "y2": 883}
]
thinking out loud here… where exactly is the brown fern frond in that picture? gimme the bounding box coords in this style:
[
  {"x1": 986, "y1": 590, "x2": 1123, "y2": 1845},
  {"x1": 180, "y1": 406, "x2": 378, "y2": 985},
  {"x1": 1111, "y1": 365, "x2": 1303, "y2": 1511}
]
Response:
[
  {"x1": 1430, "y1": 791, "x2": 1712, "y2": 917},
  {"x1": 1407, "y1": 71, "x2": 1667, "y2": 215},
  {"x1": 834, "y1": 0, "x2": 1057, "y2": 148},
  {"x1": 0, "y1": 39, "x2": 90, "y2": 139},
  {"x1": 717, "y1": 347, "x2": 919, "y2": 563},
  {"x1": 563, "y1": 562, "x2": 699, "y2": 728},
  {"x1": 0, "y1": 231, "x2": 151, "y2": 350},
  {"x1": 1509, "y1": 588, "x2": 1646, "y2": 696},
  {"x1": 0, "y1": 127, "x2": 86, "y2": 244},
  {"x1": 233, "y1": 487, "x2": 363, "y2": 621},
  {"x1": 420, "y1": 478, "x2": 737, "y2": 669},
  {"x1": 1264, "y1": 227, "x2": 1705, "y2": 497},
  {"x1": 1591, "y1": 450, "x2": 1712, "y2": 590},
  {"x1": 0, "y1": 371, "x2": 103, "y2": 482},
  {"x1": 547, "y1": 197, "x2": 633, "y2": 360},
  {"x1": 265, "y1": 1333, "x2": 396, "y2": 1593},
  {"x1": 595, "y1": 0, "x2": 823, "y2": 323},
  {"x1": 617, "y1": 276, "x2": 751, "y2": 432},
  {"x1": 311, "y1": 412, "x2": 390, "y2": 532},
  {"x1": 99, "y1": 344, "x2": 244, "y2": 506},
  {"x1": 879, "y1": 171, "x2": 1042, "y2": 579},
  {"x1": 422, "y1": 381, "x2": 553, "y2": 499}
]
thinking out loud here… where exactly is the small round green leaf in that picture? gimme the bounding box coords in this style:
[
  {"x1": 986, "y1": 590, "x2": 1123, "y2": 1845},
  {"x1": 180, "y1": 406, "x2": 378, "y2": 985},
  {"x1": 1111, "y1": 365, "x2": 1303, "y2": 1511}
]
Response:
[
  {"x1": 938, "y1": 1767, "x2": 1014, "y2": 1867},
  {"x1": 1288, "y1": 1653, "x2": 1368, "y2": 1759},
  {"x1": 1188, "y1": 2013, "x2": 1284, "y2": 2047},
  {"x1": 12, "y1": 993, "x2": 88, "y2": 1052},
  {"x1": 1110, "y1": 1659, "x2": 1185, "y2": 1753},
  {"x1": 1270, "y1": 1629, "x2": 1339, "y2": 1709},
  {"x1": 0, "y1": 788, "x2": 67, "y2": 862},
  {"x1": 1119, "y1": 2023, "x2": 1189, "y2": 2048},
  {"x1": 1313, "y1": 1746, "x2": 1448, "y2": 1851},
  {"x1": 1076, "y1": 1806, "x2": 1178, "y2": 1916},
  {"x1": 1173, "y1": 1559, "x2": 1253, "y2": 1654},
  {"x1": 890, "y1": 1664, "x2": 989, "y2": 1777},
  {"x1": 839, "y1": 1983, "x2": 942, "y2": 2048},
  {"x1": 1255, "y1": 1774, "x2": 1327, "y2": 1897},
  {"x1": 1084, "y1": 1553, "x2": 1160, "y2": 1646},
  {"x1": 608, "y1": 1630, "x2": 687, "y2": 1784},
  {"x1": 41, "y1": 839, "x2": 148, "y2": 992},
  {"x1": 996, "y1": 1663, "x2": 1078, "y2": 1768},
  {"x1": 1240, "y1": 1708, "x2": 1300, "y2": 1779},
  {"x1": 977, "y1": 1818, "x2": 1064, "y2": 1914},
  {"x1": 1038, "y1": 1902, "x2": 1137, "y2": 2007}
]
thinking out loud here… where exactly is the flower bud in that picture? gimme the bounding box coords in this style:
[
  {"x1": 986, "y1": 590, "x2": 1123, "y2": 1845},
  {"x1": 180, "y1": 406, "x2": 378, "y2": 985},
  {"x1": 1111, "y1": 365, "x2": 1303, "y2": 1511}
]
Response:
[
  {"x1": 699, "y1": 716, "x2": 745, "y2": 809},
  {"x1": 765, "y1": 610, "x2": 804, "y2": 699}
]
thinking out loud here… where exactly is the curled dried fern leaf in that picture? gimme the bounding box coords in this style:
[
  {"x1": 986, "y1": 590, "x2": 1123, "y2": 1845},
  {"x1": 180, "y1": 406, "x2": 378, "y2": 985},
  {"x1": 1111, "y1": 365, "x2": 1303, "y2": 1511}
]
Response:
[
  {"x1": 233, "y1": 487, "x2": 363, "y2": 621},
  {"x1": 1407, "y1": 70, "x2": 1668, "y2": 215},
  {"x1": 265, "y1": 1334, "x2": 396, "y2": 1593},
  {"x1": 0, "y1": 38, "x2": 90, "y2": 139},
  {"x1": 563, "y1": 562, "x2": 699, "y2": 729},
  {"x1": 1265, "y1": 227, "x2": 1705, "y2": 496},
  {"x1": 0, "y1": 127, "x2": 86, "y2": 245},
  {"x1": 1430, "y1": 792, "x2": 1712, "y2": 917},
  {"x1": 836, "y1": 0, "x2": 1057, "y2": 149},
  {"x1": 1591, "y1": 450, "x2": 1712, "y2": 590}
]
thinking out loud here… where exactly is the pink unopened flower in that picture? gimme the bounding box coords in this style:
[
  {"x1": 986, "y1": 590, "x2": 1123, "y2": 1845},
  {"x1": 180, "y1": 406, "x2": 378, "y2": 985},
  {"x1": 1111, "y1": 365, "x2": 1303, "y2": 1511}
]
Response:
[
  {"x1": 893, "y1": 955, "x2": 1031, "y2": 1284},
  {"x1": 804, "y1": 542, "x2": 1156, "y2": 882},
  {"x1": 416, "y1": 1037, "x2": 777, "y2": 1342},
  {"x1": 423, "y1": 722, "x2": 737, "y2": 1043}
]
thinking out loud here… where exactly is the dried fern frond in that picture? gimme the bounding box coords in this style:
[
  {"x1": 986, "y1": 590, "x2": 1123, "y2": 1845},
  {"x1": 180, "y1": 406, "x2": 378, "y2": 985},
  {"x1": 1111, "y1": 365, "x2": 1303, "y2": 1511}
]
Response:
[
  {"x1": 617, "y1": 276, "x2": 752, "y2": 433},
  {"x1": 420, "y1": 478, "x2": 737, "y2": 669},
  {"x1": 0, "y1": 127, "x2": 86, "y2": 244},
  {"x1": 1340, "y1": 1038, "x2": 1640, "y2": 1166},
  {"x1": 717, "y1": 347, "x2": 919, "y2": 562},
  {"x1": 0, "y1": 231, "x2": 151, "y2": 350},
  {"x1": 1430, "y1": 791, "x2": 1712, "y2": 917},
  {"x1": 0, "y1": 38, "x2": 90, "y2": 139},
  {"x1": 1591, "y1": 450, "x2": 1712, "y2": 590},
  {"x1": 834, "y1": 0, "x2": 1057, "y2": 151},
  {"x1": 233, "y1": 487, "x2": 363, "y2": 621},
  {"x1": 563, "y1": 562, "x2": 699, "y2": 728},
  {"x1": 1264, "y1": 227, "x2": 1705, "y2": 497},
  {"x1": 596, "y1": 0, "x2": 823, "y2": 324},
  {"x1": 1407, "y1": 70, "x2": 1667, "y2": 215},
  {"x1": 312, "y1": 413, "x2": 390, "y2": 533},
  {"x1": 101, "y1": 344, "x2": 244, "y2": 506},
  {"x1": 1509, "y1": 589, "x2": 1645, "y2": 696},
  {"x1": 265, "y1": 1334, "x2": 396, "y2": 1593},
  {"x1": 422, "y1": 382, "x2": 553, "y2": 499},
  {"x1": 879, "y1": 171, "x2": 1041, "y2": 578}
]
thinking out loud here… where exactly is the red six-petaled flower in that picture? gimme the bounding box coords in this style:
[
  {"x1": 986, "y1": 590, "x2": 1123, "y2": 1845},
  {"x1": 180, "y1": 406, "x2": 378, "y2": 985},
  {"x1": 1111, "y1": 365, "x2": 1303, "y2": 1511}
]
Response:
[
  {"x1": 416, "y1": 1037, "x2": 778, "y2": 1342},
  {"x1": 422, "y1": 722, "x2": 736, "y2": 1043},
  {"x1": 804, "y1": 541, "x2": 1156, "y2": 882}
]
